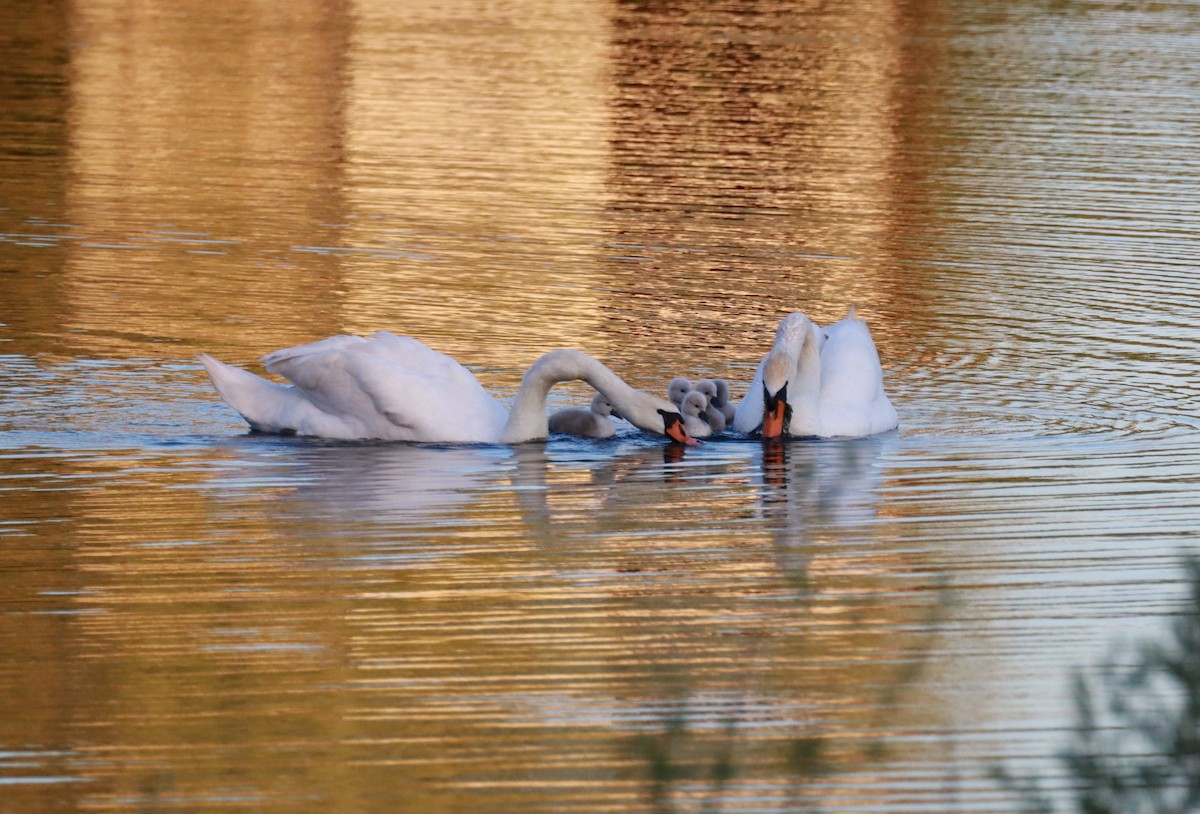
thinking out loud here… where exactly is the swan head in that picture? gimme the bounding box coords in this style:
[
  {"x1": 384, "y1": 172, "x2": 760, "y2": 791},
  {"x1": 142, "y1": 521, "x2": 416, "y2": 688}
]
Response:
[
  {"x1": 656, "y1": 407, "x2": 699, "y2": 445},
  {"x1": 774, "y1": 312, "x2": 811, "y2": 344},
  {"x1": 761, "y1": 350, "x2": 793, "y2": 439}
]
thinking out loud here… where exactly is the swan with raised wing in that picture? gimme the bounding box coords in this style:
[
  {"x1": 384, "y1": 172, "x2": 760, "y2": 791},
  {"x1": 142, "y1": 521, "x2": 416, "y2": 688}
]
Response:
[
  {"x1": 733, "y1": 308, "x2": 897, "y2": 438},
  {"x1": 199, "y1": 331, "x2": 696, "y2": 445}
]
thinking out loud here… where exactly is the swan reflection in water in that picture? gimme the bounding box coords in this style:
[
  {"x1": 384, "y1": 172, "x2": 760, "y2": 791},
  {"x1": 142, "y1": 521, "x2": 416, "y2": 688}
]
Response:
[
  {"x1": 207, "y1": 430, "x2": 891, "y2": 589},
  {"x1": 755, "y1": 436, "x2": 891, "y2": 578},
  {"x1": 209, "y1": 436, "x2": 701, "y2": 530},
  {"x1": 254, "y1": 441, "x2": 514, "y2": 520}
]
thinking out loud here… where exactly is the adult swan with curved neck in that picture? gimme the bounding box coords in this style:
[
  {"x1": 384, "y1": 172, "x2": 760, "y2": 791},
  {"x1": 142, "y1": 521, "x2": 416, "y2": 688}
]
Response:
[
  {"x1": 733, "y1": 308, "x2": 898, "y2": 439},
  {"x1": 199, "y1": 331, "x2": 696, "y2": 445}
]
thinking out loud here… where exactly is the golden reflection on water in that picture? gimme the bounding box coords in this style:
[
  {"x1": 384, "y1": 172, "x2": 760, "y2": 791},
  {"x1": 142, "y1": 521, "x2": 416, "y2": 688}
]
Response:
[
  {"x1": 60, "y1": 0, "x2": 352, "y2": 357},
  {"x1": 0, "y1": 433, "x2": 946, "y2": 810},
  {"x1": 2, "y1": 0, "x2": 941, "y2": 386},
  {"x1": 6, "y1": 0, "x2": 950, "y2": 807},
  {"x1": 336, "y1": 0, "x2": 615, "y2": 367},
  {"x1": 12, "y1": 0, "x2": 1199, "y2": 810},
  {"x1": 601, "y1": 0, "x2": 936, "y2": 376},
  {"x1": 3, "y1": 0, "x2": 952, "y2": 797}
]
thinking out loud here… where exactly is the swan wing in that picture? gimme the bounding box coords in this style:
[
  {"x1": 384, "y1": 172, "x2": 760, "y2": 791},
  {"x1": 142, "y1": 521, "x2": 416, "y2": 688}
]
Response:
[
  {"x1": 266, "y1": 348, "x2": 507, "y2": 442},
  {"x1": 357, "y1": 331, "x2": 480, "y2": 382},
  {"x1": 201, "y1": 353, "x2": 344, "y2": 435},
  {"x1": 260, "y1": 334, "x2": 368, "y2": 369},
  {"x1": 818, "y1": 315, "x2": 897, "y2": 436}
]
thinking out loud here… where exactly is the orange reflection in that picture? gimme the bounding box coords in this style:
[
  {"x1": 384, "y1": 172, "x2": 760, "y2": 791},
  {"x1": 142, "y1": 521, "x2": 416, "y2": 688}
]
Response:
[
  {"x1": 335, "y1": 0, "x2": 616, "y2": 381},
  {"x1": 601, "y1": 0, "x2": 940, "y2": 384},
  {"x1": 61, "y1": 0, "x2": 353, "y2": 358}
]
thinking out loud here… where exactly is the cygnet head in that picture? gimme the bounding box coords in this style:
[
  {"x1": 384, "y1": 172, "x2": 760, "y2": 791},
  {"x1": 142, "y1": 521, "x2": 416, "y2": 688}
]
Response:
[
  {"x1": 691, "y1": 381, "x2": 724, "y2": 434},
  {"x1": 709, "y1": 378, "x2": 731, "y2": 408},
  {"x1": 667, "y1": 377, "x2": 692, "y2": 406},
  {"x1": 589, "y1": 392, "x2": 614, "y2": 418},
  {"x1": 694, "y1": 379, "x2": 718, "y2": 403},
  {"x1": 679, "y1": 390, "x2": 714, "y2": 438},
  {"x1": 692, "y1": 381, "x2": 727, "y2": 432}
]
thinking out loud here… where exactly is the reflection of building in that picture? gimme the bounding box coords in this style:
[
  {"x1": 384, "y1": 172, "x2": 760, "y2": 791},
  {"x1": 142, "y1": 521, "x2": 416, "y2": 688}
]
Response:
[
  {"x1": 61, "y1": 1, "x2": 353, "y2": 357},
  {"x1": 0, "y1": 0, "x2": 72, "y2": 346},
  {"x1": 602, "y1": 0, "x2": 937, "y2": 379},
  {"x1": 336, "y1": 0, "x2": 617, "y2": 380}
]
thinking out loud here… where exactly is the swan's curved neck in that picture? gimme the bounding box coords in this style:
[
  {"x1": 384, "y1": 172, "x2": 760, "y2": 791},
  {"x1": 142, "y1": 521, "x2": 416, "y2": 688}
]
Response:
[
  {"x1": 500, "y1": 349, "x2": 668, "y2": 443},
  {"x1": 787, "y1": 323, "x2": 824, "y2": 436}
]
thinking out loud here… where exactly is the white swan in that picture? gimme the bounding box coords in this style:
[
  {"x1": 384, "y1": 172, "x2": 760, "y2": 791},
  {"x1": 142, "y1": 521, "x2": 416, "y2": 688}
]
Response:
[
  {"x1": 199, "y1": 331, "x2": 696, "y2": 445},
  {"x1": 732, "y1": 313, "x2": 813, "y2": 434},
  {"x1": 733, "y1": 308, "x2": 897, "y2": 438},
  {"x1": 691, "y1": 381, "x2": 727, "y2": 433},
  {"x1": 547, "y1": 393, "x2": 617, "y2": 439},
  {"x1": 679, "y1": 390, "x2": 715, "y2": 439}
]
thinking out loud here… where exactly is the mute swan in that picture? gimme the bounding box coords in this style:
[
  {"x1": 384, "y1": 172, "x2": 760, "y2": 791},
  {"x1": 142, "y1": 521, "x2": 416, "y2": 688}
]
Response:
[
  {"x1": 691, "y1": 381, "x2": 727, "y2": 433},
  {"x1": 668, "y1": 377, "x2": 692, "y2": 407},
  {"x1": 199, "y1": 331, "x2": 696, "y2": 445},
  {"x1": 679, "y1": 390, "x2": 715, "y2": 439},
  {"x1": 548, "y1": 392, "x2": 617, "y2": 439},
  {"x1": 754, "y1": 308, "x2": 897, "y2": 438},
  {"x1": 732, "y1": 313, "x2": 813, "y2": 434}
]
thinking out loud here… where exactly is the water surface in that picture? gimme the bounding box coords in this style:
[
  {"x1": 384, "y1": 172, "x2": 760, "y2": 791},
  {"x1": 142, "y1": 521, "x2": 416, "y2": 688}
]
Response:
[{"x1": 2, "y1": 0, "x2": 1199, "y2": 811}]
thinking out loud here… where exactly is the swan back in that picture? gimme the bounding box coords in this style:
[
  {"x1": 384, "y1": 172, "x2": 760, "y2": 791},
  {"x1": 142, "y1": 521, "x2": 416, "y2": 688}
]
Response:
[
  {"x1": 266, "y1": 342, "x2": 506, "y2": 442},
  {"x1": 816, "y1": 313, "x2": 897, "y2": 436}
]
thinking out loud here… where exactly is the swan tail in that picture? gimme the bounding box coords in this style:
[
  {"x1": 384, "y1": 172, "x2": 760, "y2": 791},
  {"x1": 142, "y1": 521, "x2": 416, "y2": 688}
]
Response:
[{"x1": 198, "y1": 353, "x2": 295, "y2": 432}]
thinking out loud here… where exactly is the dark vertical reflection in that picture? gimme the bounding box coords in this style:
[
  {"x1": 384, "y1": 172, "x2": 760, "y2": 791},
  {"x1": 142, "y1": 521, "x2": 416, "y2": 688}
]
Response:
[
  {"x1": 0, "y1": 0, "x2": 81, "y2": 792},
  {"x1": 602, "y1": 0, "x2": 949, "y2": 375},
  {"x1": 0, "y1": 0, "x2": 72, "y2": 339},
  {"x1": 58, "y1": 0, "x2": 355, "y2": 358}
]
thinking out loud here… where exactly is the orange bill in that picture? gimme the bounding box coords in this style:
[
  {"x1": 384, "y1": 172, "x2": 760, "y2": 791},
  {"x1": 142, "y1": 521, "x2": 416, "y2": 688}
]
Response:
[
  {"x1": 761, "y1": 399, "x2": 787, "y2": 438},
  {"x1": 660, "y1": 410, "x2": 699, "y2": 446}
]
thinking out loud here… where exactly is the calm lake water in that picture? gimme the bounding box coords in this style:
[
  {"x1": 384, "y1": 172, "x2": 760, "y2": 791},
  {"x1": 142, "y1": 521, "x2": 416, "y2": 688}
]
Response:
[{"x1": 2, "y1": 0, "x2": 1199, "y2": 811}]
